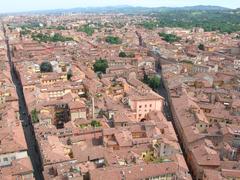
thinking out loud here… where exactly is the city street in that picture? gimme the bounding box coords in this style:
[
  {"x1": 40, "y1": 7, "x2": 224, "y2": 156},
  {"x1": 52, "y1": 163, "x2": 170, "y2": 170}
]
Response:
[
  {"x1": 157, "y1": 78, "x2": 173, "y2": 122},
  {"x1": 150, "y1": 46, "x2": 174, "y2": 122},
  {"x1": 3, "y1": 24, "x2": 44, "y2": 180}
]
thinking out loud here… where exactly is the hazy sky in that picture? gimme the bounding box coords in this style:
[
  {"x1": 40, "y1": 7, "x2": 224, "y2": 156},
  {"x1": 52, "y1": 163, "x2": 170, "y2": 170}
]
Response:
[{"x1": 1, "y1": 0, "x2": 240, "y2": 13}]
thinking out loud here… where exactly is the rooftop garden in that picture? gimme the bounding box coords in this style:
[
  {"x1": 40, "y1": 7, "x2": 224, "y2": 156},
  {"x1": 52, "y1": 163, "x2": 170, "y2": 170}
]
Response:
[
  {"x1": 143, "y1": 151, "x2": 170, "y2": 163},
  {"x1": 79, "y1": 120, "x2": 102, "y2": 129}
]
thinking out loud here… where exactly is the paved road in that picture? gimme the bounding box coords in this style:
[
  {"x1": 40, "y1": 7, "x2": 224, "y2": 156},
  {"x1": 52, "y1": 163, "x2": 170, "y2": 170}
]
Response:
[
  {"x1": 154, "y1": 53, "x2": 194, "y2": 178},
  {"x1": 157, "y1": 77, "x2": 173, "y2": 122},
  {"x1": 133, "y1": 32, "x2": 175, "y2": 122},
  {"x1": 2, "y1": 24, "x2": 44, "y2": 180}
]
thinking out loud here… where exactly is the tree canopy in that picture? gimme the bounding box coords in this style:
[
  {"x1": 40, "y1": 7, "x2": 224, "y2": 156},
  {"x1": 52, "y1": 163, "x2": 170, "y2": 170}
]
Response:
[
  {"x1": 67, "y1": 69, "x2": 73, "y2": 80},
  {"x1": 119, "y1": 51, "x2": 127, "y2": 57},
  {"x1": 119, "y1": 51, "x2": 135, "y2": 58},
  {"x1": 91, "y1": 120, "x2": 101, "y2": 127},
  {"x1": 143, "y1": 74, "x2": 161, "y2": 91},
  {"x1": 31, "y1": 109, "x2": 39, "y2": 124},
  {"x1": 141, "y1": 10, "x2": 240, "y2": 33},
  {"x1": 40, "y1": 61, "x2": 53, "y2": 73},
  {"x1": 32, "y1": 33, "x2": 73, "y2": 42},
  {"x1": 77, "y1": 25, "x2": 95, "y2": 36},
  {"x1": 105, "y1": 36, "x2": 122, "y2": 44},
  {"x1": 158, "y1": 33, "x2": 181, "y2": 43},
  {"x1": 93, "y1": 58, "x2": 109, "y2": 74},
  {"x1": 148, "y1": 76, "x2": 161, "y2": 90},
  {"x1": 198, "y1": 43, "x2": 205, "y2": 51},
  {"x1": 139, "y1": 21, "x2": 159, "y2": 30},
  {"x1": 47, "y1": 25, "x2": 67, "y2": 30},
  {"x1": 20, "y1": 29, "x2": 31, "y2": 36}
]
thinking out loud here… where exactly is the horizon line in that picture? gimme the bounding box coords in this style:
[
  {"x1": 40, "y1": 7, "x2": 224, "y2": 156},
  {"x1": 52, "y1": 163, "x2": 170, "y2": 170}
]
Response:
[{"x1": 0, "y1": 4, "x2": 237, "y2": 15}]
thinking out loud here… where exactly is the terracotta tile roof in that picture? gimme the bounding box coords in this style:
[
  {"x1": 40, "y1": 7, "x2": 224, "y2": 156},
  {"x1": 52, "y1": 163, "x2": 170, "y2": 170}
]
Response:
[
  {"x1": 0, "y1": 157, "x2": 33, "y2": 179},
  {"x1": 90, "y1": 162, "x2": 181, "y2": 180},
  {"x1": 190, "y1": 144, "x2": 220, "y2": 166},
  {"x1": 69, "y1": 101, "x2": 86, "y2": 110},
  {"x1": 72, "y1": 144, "x2": 105, "y2": 163}
]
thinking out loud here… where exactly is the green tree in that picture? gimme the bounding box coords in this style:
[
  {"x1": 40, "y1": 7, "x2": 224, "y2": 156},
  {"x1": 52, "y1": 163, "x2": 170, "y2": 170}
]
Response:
[
  {"x1": 146, "y1": 10, "x2": 240, "y2": 33},
  {"x1": 143, "y1": 72, "x2": 149, "y2": 84},
  {"x1": 119, "y1": 51, "x2": 127, "y2": 57},
  {"x1": 40, "y1": 61, "x2": 53, "y2": 73},
  {"x1": 198, "y1": 43, "x2": 205, "y2": 51},
  {"x1": 32, "y1": 33, "x2": 73, "y2": 42},
  {"x1": 105, "y1": 36, "x2": 122, "y2": 44},
  {"x1": 67, "y1": 69, "x2": 73, "y2": 80},
  {"x1": 148, "y1": 76, "x2": 161, "y2": 90},
  {"x1": 77, "y1": 25, "x2": 95, "y2": 36},
  {"x1": 158, "y1": 33, "x2": 181, "y2": 43},
  {"x1": 91, "y1": 120, "x2": 101, "y2": 127},
  {"x1": 56, "y1": 25, "x2": 66, "y2": 30},
  {"x1": 119, "y1": 51, "x2": 135, "y2": 58},
  {"x1": 143, "y1": 75, "x2": 161, "y2": 91},
  {"x1": 20, "y1": 29, "x2": 31, "y2": 36},
  {"x1": 31, "y1": 109, "x2": 39, "y2": 123},
  {"x1": 51, "y1": 33, "x2": 73, "y2": 42},
  {"x1": 93, "y1": 58, "x2": 108, "y2": 74},
  {"x1": 140, "y1": 21, "x2": 159, "y2": 30}
]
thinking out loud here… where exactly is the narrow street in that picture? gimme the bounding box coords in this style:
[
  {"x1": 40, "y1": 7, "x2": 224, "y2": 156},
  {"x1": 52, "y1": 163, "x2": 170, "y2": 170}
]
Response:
[
  {"x1": 149, "y1": 47, "x2": 174, "y2": 122},
  {"x1": 157, "y1": 78, "x2": 173, "y2": 121},
  {"x1": 147, "y1": 44, "x2": 193, "y2": 177},
  {"x1": 154, "y1": 53, "x2": 194, "y2": 178},
  {"x1": 2, "y1": 24, "x2": 44, "y2": 180}
]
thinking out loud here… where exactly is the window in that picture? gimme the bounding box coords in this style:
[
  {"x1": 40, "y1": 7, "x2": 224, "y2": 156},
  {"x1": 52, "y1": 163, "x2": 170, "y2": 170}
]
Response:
[
  {"x1": 139, "y1": 105, "x2": 142, "y2": 108},
  {"x1": 145, "y1": 105, "x2": 147, "y2": 108},
  {"x1": 3, "y1": 157, "x2": 8, "y2": 162},
  {"x1": 150, "y1": 104, "x2": 152, "y2": 108},
  {"x1": 11, "y1": 156, "x2": 16, "y2": 161}
]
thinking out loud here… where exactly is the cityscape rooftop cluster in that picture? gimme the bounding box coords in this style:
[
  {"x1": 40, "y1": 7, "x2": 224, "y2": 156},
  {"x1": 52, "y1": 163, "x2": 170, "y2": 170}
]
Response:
[{"x1": 0, "y1": 6, "x2": 240, "y2": 180}]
